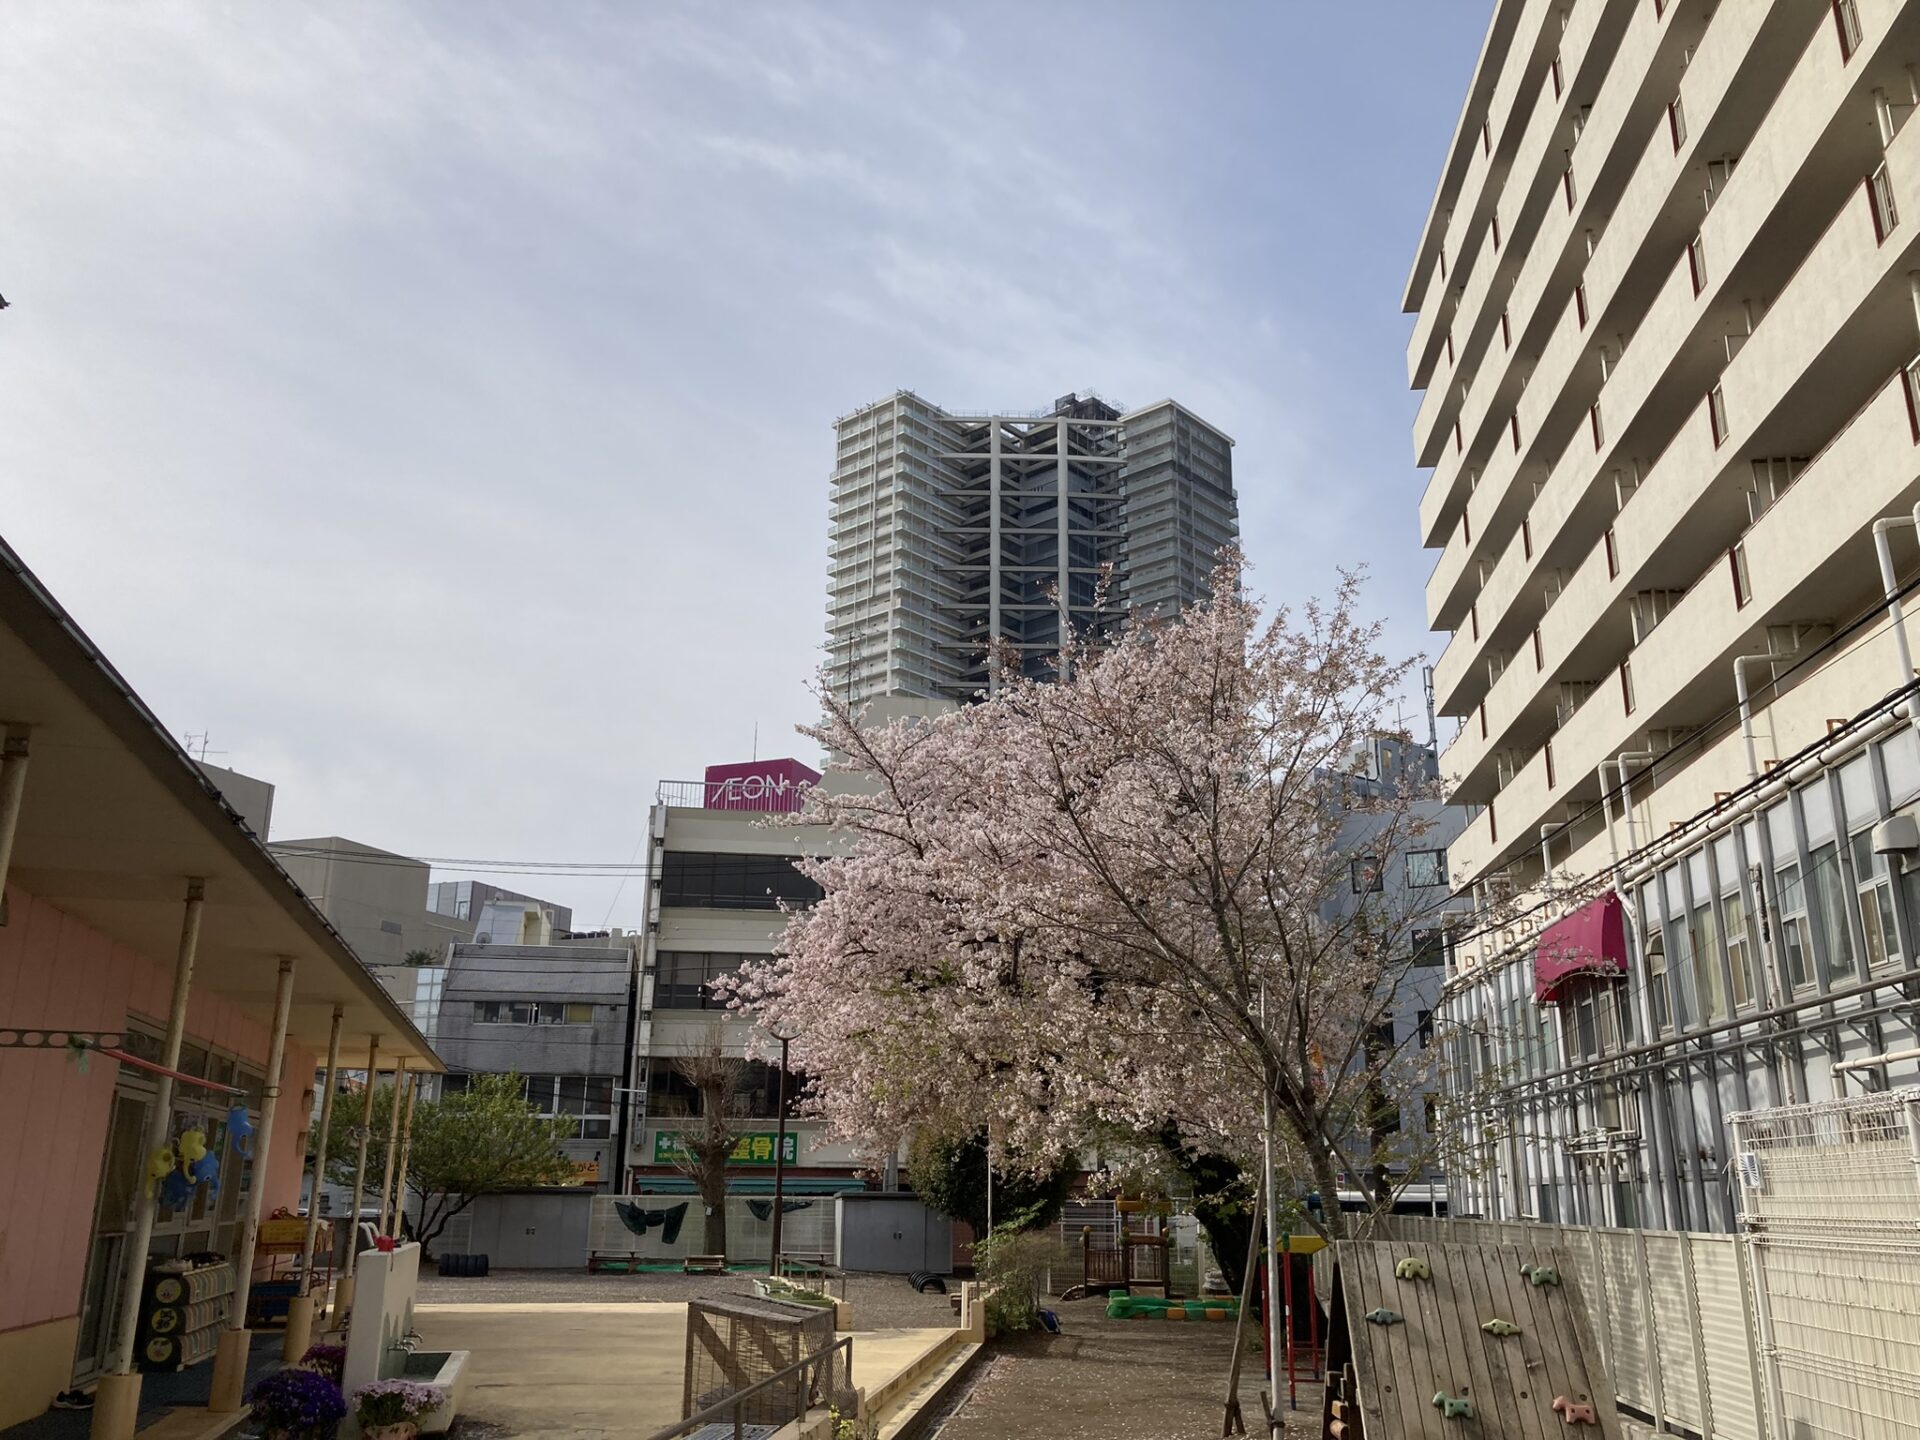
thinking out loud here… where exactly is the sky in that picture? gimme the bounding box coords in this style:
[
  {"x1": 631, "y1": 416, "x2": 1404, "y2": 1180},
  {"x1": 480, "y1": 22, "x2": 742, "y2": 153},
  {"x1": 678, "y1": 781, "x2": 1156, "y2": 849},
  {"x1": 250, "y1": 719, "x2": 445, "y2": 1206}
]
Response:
[{"x1": 0, "y1": 2, "x2": 1488, "y2": 930}]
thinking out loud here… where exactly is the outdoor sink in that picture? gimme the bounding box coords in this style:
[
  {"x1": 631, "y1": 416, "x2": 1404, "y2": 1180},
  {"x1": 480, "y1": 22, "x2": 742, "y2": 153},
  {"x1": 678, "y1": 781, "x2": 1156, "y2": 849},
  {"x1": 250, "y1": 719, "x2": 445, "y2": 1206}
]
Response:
[{"x1": 400, "y1": 1350, "x2": 470, "y2": 1435}]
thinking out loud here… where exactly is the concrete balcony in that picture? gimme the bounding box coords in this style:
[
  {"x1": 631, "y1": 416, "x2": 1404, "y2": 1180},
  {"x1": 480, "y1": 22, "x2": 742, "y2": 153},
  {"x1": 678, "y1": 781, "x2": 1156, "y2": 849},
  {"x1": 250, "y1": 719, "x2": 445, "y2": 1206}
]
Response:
[
  {"x1": 1447, "y1": 366, "x2": 1920, "y2": 884},
  {"x1": 1412, "y1": 0, "x2": 1637, "y2": 478},
  {"x1": 1409, "y1": 0, "x2": 1565, "y2": 393},
  {"x1": 1432, "y1": 1, "x2": 1906, "y2": 712}
]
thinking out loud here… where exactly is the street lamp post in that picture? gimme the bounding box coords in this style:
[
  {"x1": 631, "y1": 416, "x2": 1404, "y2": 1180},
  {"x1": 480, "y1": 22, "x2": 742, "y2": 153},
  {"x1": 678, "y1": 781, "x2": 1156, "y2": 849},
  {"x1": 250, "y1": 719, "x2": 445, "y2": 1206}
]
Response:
[{"x1": 767, "y1": 1030, "x2": 795, "y2": 1279}]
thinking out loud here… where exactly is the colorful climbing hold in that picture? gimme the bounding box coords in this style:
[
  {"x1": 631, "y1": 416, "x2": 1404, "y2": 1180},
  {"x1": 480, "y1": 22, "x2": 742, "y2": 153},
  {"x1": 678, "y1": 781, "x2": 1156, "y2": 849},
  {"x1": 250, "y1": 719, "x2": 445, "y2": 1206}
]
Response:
[
  {"x1": 1552, "y1": 1395, "x2": 1598, "y2": 1425},
  {"x1": 1481, "y1": 1318, "x2": 1521, "y2": 1337},
  {"x1": 1431, "y1": 1391, "x2": 1475, "y2": 1420},
  {"x1": 1394, "y1": 1257, "x2": 1432, "y2": 1281},
  {"x1": 1364, "y1": 1308, "x2": 1404, "y2": 1326},
  {"x1": 1520, "y1": 1264, "x2": 1562, "y2": 1288}
]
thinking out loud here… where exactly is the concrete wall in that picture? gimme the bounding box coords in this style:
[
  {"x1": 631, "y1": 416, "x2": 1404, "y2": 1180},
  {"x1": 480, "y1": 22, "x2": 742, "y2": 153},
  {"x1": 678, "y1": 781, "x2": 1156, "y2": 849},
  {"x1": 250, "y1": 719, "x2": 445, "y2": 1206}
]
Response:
[
  {"x1": 270, "y1": 836, "x2": 474, "y2": 970},
  {"x1": 0, "y1": 883, "x2": 312, "y2": 1428}
]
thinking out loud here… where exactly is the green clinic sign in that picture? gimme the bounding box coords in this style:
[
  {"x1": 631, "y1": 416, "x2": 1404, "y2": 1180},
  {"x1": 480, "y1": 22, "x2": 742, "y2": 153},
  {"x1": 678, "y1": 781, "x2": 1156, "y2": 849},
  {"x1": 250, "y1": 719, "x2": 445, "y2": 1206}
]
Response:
[{"x1": 653, "y1": 1131, "x2": 799, "y2": 1165}]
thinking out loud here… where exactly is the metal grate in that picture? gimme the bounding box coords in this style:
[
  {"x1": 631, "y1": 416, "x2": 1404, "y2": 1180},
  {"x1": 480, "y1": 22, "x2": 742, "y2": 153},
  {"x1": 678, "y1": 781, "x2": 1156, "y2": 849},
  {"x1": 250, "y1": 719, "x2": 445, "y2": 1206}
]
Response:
[{"x1": 1731, "y1": 1090, "x2": 1920, "y2": 1230}]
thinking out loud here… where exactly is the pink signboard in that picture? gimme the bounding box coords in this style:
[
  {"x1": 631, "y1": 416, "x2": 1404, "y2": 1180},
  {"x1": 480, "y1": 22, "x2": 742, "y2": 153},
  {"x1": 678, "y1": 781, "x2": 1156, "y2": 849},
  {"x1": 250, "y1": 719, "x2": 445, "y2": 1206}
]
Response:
[{"x1": 702, "y1": 758, "x2": 821, "y2": 813}]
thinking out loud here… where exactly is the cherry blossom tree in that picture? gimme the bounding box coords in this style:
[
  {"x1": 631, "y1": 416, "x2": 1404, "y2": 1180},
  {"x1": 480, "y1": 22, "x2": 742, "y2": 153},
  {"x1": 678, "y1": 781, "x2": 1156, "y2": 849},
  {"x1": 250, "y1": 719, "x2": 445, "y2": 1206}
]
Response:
[{"x1": 726, "y1": 554, "x2": 1470, "y2": 1239}]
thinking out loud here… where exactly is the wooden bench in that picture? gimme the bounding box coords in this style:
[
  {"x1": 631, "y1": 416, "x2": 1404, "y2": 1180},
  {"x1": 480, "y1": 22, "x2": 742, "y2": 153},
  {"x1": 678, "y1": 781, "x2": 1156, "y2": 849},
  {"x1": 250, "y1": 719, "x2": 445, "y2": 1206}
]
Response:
[{"x1": 683, "y1": 1255, "x2": 727, "y2": 1275}]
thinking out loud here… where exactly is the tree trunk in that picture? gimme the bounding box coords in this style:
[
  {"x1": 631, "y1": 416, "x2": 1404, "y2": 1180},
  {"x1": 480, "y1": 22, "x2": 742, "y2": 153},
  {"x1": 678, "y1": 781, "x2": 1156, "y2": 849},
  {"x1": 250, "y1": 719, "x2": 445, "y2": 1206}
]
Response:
[
  {"x1": 1153, "y1": 1128, "x2": 1253, "y2": 1297},
  {"x1": 703, "y1": 1195, "x2": 728, "y2": 1258},
  {"x1": 1307, "y1": 1144, "x2": 1347, "y2": 1241}
]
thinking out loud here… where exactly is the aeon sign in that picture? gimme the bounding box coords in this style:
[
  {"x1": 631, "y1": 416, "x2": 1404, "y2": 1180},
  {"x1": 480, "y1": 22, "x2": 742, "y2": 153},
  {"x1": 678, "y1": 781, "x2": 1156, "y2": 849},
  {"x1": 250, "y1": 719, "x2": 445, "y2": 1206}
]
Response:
[{"x1": 702, "y1": 758, "x2": 822, "y2": 813}]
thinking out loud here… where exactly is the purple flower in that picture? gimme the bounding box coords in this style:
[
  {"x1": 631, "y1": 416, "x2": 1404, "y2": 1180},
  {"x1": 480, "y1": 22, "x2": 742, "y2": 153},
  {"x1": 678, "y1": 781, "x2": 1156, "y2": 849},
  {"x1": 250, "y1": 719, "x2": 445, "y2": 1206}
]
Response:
[
  {"x1": 247, "y1": 1367, "x2": 347, "y2": 1433},
  {"x1": 350, "y1": 1379, "x2": 447, "y2": 1427},
  {"x1": 298, "y1": 1343, "x2": 346, "y2": 1382}
]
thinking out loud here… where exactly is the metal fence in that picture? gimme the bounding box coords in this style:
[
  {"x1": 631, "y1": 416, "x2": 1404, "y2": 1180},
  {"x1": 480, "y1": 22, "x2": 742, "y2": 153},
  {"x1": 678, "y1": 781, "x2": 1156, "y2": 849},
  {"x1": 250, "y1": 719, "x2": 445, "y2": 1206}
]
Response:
[{"x1": 1381, "y1": 1088, "x2": 1920, "y2": 1440}]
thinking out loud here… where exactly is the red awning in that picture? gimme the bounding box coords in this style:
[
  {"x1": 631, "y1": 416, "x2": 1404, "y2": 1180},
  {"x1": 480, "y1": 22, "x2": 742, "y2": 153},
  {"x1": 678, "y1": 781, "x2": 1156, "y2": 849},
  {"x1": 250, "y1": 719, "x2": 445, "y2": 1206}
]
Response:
[{"x1": 1533, "y1": 892, "x2": 1628, "y2": 1003}]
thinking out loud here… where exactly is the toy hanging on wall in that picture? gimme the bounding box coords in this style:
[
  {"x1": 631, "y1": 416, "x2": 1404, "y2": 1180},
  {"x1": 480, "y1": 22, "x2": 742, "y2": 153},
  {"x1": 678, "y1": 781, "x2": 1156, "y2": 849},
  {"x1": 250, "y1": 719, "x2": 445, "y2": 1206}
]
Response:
[
  {"x1": 227, "y1": 1106, "x2": 256, "y2": 1158},
  {"x1": 147, "y1": 1144, "x2": 177, "y2": 1198}
]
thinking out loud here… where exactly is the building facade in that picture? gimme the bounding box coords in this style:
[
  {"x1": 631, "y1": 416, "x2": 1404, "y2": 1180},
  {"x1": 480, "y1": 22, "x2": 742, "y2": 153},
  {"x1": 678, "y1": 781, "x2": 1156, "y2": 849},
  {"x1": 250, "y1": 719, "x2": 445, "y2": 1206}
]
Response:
[
  {"x1": 630, "y1": 758, "x2": 876, "y2": 1197},
  {"x1": 429, "y1": 937, "x2": 635, "y2": 1187},
  {"x1": 1408, "y1": 0, "x2": 1920, "y2": 1231},
  {"x1": 826, "y1": 390, "x2": 1238, "y2": 707},
  {"x1": 425, "y1": 880, "x2": 572, "y2": 935}
]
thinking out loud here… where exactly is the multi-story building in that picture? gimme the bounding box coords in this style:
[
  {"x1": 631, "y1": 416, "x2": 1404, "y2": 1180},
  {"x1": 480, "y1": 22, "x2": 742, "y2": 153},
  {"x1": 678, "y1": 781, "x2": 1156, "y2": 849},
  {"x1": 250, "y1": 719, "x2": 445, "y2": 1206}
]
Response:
[
  {"x1": 429, "y1": 935, "x2": 637, "y2": 1188},
  {"x1": 425, "y1": 880, "x2": 572, "y2": 935},
  {"x1": 1408, "y1": 0, "x2": 1920, "y2": 1232},
  {"x1": 629, "y1": 758, "x2": 877, "y2": 1196},
  {"x1": 826, "y1": 390, "x2": 1238, "y2": 706}
]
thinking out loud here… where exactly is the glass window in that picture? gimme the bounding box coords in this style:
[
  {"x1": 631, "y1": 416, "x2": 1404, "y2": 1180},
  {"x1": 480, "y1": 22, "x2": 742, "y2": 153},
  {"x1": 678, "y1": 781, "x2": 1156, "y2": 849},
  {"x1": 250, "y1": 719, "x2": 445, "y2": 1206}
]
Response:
[
  {"x1": 1410, "y1": 929, "x2": 1449, "y2": 967},
  {"x1": 1687, "y1": 899, "x2": 1724, "y2": 1022},
  {"x1": 659, "y1": 851, "x2": 824, "y2": 911},
  {"x1": 1775, "y1": 861, "x2": 1815, "y2": 989},
  {"x1": 1802, "y1": 783, "x2": 1837, "y2": 846},
  {"x1": 1849, "y1": 830, "x2": 1901, "y2": 970},
  {"x1": 1352, "y1": 856, "x2": 1384, "y2": 894},
  {"x1": 656, "y1": 952, "x2": 749, "y2": 1009},
  {"x1": 1884, "y1": 729, "x2": 1920, "y2": 806},
  {"x1": 1417, "y1": 1010, "x2": 1434, "y2": 1048},
  {"x1": 1646, "y1": 930, "x2": 1672, "y2": 1033},
  {"x1": 1406, "y1": 850, "x2": 1449, "y2": 888},
  {"x1": 1840, "y1": 757, "x2": 1878, "y2": 828},
  {"x1": 1809, "y1": 841, "x2": 1856, "y2": 981}
]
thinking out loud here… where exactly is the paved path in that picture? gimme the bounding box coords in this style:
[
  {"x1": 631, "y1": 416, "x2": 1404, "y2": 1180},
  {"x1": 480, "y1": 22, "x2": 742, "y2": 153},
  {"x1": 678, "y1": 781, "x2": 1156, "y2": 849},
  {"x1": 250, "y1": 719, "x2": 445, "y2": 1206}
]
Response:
[{"x1": 417, "y1": 1302, "x2": 951, "y2": 1439}]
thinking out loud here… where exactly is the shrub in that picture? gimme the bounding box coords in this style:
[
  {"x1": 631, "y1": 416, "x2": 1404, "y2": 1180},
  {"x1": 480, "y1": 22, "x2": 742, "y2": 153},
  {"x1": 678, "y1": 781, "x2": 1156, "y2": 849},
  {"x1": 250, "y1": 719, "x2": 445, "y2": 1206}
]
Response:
[
  {"x1": 349, "y1": 1379, "x2": 447, "y2": 1428},
  {"x1": 247, "y1": 1367, "x2": 347, "y2": 1436},
  {"x1": 974, "y1": 1225, "x2": 1057, "y2": 1338}
]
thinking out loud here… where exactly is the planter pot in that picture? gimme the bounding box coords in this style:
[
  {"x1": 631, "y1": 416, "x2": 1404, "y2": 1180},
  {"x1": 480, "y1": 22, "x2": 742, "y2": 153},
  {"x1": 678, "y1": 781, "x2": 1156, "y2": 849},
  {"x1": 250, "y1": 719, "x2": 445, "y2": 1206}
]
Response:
[{"x1": 364, "y1": 1425, "x2": 419, "y2": 1440}]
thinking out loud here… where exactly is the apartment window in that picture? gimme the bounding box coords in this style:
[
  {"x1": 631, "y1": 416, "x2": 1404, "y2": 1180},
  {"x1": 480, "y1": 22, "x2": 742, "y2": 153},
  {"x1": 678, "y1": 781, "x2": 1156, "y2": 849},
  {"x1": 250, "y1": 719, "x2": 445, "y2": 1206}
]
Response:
[
  {"x1": 1848, "y1": 829, "x2": 1901, "y2": 969},
  {"x1": 1884, "y1": 727, "x2": 1920, "y2": 805},
  {"x1": 1687, "y1": 233, "x2": 1708, "y2": 295},
  {"x1": 1708, "y1": 384, "x2": 1729, "y2": 446},
  {"x1": 1544, "y1": 738, "x2": 1556, "y2": 788},
  {"x1": 1488, "y1": 798, "x2": 1497, "y2": 844},
  {"x1": 1802, "y1": 783, "x2": 1857, "y2": 983},
  {"x1": 1685, "y1": 852, "x2": 1728, "y2": 1022},
  {"x1": 1563, "y1": 166, "x2": 1578, "y2": 211},
  {"x1": 1438, "y1": 246, "x2": 1448, "y2": 281},
  {"x1": 1729, "y1": 542, "x2": 1751, "y2": 608},
  {"x1": 1551, "y1": 53, "x2": 1564, "y2": 99},
  {"x1": 472, "y1": 1000, "x2": 596, "y2": 1025},
  {"x1": 1904, "y1": 352, "x2": 1920, "y2": 441},
  {"x1": 1454, "y1": 418, "x2": 1464, "y2": 454},
  {"x1": 1668, "y1": 97, "x2": 1687, "y2": 152},
  {"x1": 656, "y1": 950, "x2": 749, "y2": 1009},
  {"x1": 1621, "y1": 658, "x2": 1636, "y2": 715},
  {"x1": 1471, "y1": 603, "x2": 1480, "y2": 641},
  {"x1": 1715, "y1": 838, "x2": 1757, "y2": 1011},
  {"x1": 1523, "y1": 517, "x2": 1533, "y2": 559},
  {"x1": 1869, "y1": 164, "x2": 1899, "y2": 243},
  {"x1": 1590, "y1": 401, "x2": 1604, "y2": 449},
  {"x1": 1501, "y1": 308, "x2": 1512, "y2": 350},
  {"x1": 1492, "y1": 213, "x2": 1503, "y2": 252},
  {"x1": 1462, "y1": 508, "x2": 1472, "y2": 544},
  {"x1": 1412, "y1": 929, "x2": 1450, "y2": 967},
  {"x1": 659, "y1": 851, "x2": 824, "y2": 910},
  {"x1": 1510, "y1": 413, "x2": 1522, "y2": 452},
  {"x1": 1351, "y1": 856, "x2": 1384, "y2": 894},
  {"x1": 517, "y1": 1074, "x2": 615, "y2": 1140},
  {"x1": 1645, "y1": 927, "x2": 1672, "y2": 1033},
  {"x1": 1445, "y1": 329, "x2": 1455, "y2": 366},
  {"x1": 1406, "y1": 849, "x2": 1450, "y2": 888},
  {"x1": 1482, "y1": 118, "x2": 1492, "y2": 155},
  {"x1": 1833, "y1": 0, "x2": 1863, "y2": 61},
  {"x1": 1417, "y1": 1011, "x2": 1435, "y2": 1048},
  {"x1": 1533, "y1": 627, "x2": 1545, "y2": 672},
  {"x1": 1479, "y1": 703, "x2": 1488, "y2": 739},
  {"x1": 1576, "y1": 282, "x2": 1589, "y2": 329},
  {"x1": 1605, "y1": 527, "x2": 1620, "y2": 578}
]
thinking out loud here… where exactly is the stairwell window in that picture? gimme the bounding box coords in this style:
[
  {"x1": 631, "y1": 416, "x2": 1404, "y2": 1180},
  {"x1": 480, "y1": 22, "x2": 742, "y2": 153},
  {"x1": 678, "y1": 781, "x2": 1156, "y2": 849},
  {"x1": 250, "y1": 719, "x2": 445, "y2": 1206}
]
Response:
[
  {"x1": 1605, "y1": 527, "x2": 1619, "y2": 578},
  {"x1": 1833, "y1": 0, "x2": 1863, "y2": 61},
  {"x1": 1479, "y1": 703, "x2": 1488, "y2": 740},
  {"x1": 1869, "y1": 163, "x2": 1899, "y2": 242},
  {"x1": 1544, "y1": 738, "x2": 1556, "y2": 788},
  {"x1": 1576, "y1": 282, "x2": 1589, "y2": 329},
  {"x1": 1454, "y1": 418, "x2": 1464, "y2": 454},
  {"x1": 1492, "y1": 213, "x2": 1503, "y2": 253},
  {"x1": 1590, "y1": 400, "x2": 1604, "y2": 450},
  {"x1": 1510, "y1": 413, "x2": 1522, "y2": 451},
  {"x1": 1533, "y1": 628, "x2": 1545, "y2": 672},
  {"x1": 1471, "y1": 602, "x2": 1480, "y2": 641},
  {"x1": 1523, "y1": 517, "x2": 1533, "y2": 559},
  {"x1": 1709, "y1": 383, "x2": 1729, "y2": 446},
  {"x1": 1729, "y1": 543, "x2": 1751, "y2": 608},
  {"x1": 1482, "y1": 117, "x2": 1492, "y2": 156},
  {"x1": 1668, "y1": 97, "x2": 1687, "y2": 152},
  {"x1": 1563, "y1": 166, "x2": 1578, "y2": 211},
  {"x1": 1501, "y1": 308, "x2": 1512, "y2": 350},
  {"x1": 1621, "y1": 658, "x2": 1636, "y2": 715},
  {"x1": 1688, "y1": 233, "x2": 1708, "y2": 294},
  {"x1": 1551, "y1": 53, "x2": 1564, "y2": 100}
]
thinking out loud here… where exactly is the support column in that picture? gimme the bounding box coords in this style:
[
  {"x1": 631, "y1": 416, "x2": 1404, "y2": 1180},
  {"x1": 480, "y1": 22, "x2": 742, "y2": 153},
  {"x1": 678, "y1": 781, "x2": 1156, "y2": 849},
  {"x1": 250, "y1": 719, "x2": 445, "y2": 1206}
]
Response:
[
  {"x1": 390, "y1": 1071, "x2": 418, "y2": 1240},
  {"x1": 333, "y1": 1035, "x2": 380, "y2": 1322},
  {"x1": 285, "y1": 1005, "x2": 343, "y2": 1360},
  {"x1": 0, "y1": 730, "x2": 29, "y2": 906},
  {"x1": 377, "y1": 1060, "x2": 406, "y2": 1237},
  {"x1": 212, "y1": 957, "x2": 297, "y2": 1411},
  {"x1": 93, "y1": 881, "x2": 204, "y2": 1440}
]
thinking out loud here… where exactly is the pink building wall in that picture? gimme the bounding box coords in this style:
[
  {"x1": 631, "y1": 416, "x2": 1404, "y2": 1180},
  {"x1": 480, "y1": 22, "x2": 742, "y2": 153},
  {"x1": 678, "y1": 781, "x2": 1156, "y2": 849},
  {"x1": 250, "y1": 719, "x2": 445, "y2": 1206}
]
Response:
[{"x1": 0, "y1": 883, "x2": 313, "y2": 1340}]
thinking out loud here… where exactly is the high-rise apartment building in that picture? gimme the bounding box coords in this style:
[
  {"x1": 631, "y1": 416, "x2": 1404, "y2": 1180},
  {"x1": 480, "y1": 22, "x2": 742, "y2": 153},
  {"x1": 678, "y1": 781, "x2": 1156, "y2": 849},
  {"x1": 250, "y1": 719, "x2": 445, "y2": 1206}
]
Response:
[
  {"x1": 826, "y1": 391, "x2": 1237, "y2": 706},
  {"x1": 1411, "y1": 0, "x2": 1920, "y2": 1232}
]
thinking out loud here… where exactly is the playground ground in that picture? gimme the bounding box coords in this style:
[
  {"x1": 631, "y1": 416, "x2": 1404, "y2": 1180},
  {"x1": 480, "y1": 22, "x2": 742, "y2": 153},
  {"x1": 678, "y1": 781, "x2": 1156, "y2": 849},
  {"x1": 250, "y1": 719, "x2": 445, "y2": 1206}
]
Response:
[{"x1": 929, "y1": 1298, "x2": 1324, "y2": 1440}]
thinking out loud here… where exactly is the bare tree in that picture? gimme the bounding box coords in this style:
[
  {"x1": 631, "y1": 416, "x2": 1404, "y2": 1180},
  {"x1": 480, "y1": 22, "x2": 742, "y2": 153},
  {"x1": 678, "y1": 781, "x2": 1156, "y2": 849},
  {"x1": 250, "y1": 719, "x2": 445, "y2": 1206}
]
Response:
[{"x1": 667, "y1": 1028, "x2": 750, "y2": 1258}]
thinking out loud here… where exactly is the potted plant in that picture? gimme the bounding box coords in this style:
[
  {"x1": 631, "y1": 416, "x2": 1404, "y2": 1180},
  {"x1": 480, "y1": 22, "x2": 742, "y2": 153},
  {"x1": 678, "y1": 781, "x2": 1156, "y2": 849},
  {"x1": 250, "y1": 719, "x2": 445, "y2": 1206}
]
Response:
[
  {"x1": 297, "y1": 1342, "x2": 345, "y2": 1384},
  {"x1": 349, "y1": 1379, "x2": 448, "y2": 1440},
  {"x1": 247, "y1": 1367, "x2": 347, "y2": 1440}
]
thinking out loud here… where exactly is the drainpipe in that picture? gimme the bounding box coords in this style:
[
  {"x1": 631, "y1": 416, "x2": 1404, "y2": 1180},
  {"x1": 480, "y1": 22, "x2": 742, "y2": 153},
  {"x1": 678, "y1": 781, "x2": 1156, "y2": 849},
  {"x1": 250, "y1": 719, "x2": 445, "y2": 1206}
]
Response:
[
  {"x1": 1616, "y1": 749, "x2": 1657, "y2": 855},
  {"x1": 0, "y1": 729, "x2": 28, "y2": 911},
  {"x1": 286, "y1": 1005, "x2": 344, "y2": 1360},
  {"x1": 1538, "y1": 824, "x2": 1558, "y2": 899},
  {"x1": 1733, "y1": 652, "x2": 1780, "y2": 784},
  {"x1": 94, "y1": 881, "x2": 205, "y2": 1440},
  {"x1": 1873, "y1": 516, "x2": 1918, "y2": 689},
  {"x1": 213, "y1": 957, "x2": 298, "y2": 1411}
]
